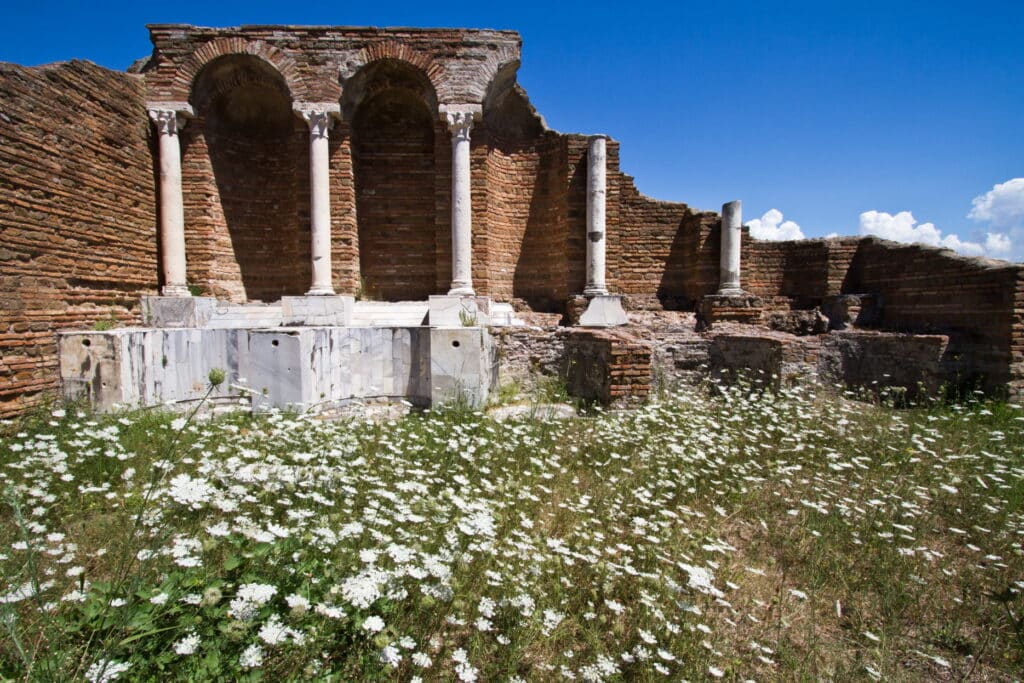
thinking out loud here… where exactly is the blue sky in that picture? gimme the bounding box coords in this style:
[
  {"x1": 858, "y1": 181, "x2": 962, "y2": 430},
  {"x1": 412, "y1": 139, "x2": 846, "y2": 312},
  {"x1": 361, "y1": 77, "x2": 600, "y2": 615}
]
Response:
[{"x1": 4, "y1": 0, "x2": 1022, "y2": 259}]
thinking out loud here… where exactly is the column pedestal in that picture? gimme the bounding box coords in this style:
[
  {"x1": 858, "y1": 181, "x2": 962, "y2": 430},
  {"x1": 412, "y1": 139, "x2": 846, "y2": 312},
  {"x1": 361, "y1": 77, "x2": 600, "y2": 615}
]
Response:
[{"x1": 580, "y1": 295, "x2": 628, "y2": 327}]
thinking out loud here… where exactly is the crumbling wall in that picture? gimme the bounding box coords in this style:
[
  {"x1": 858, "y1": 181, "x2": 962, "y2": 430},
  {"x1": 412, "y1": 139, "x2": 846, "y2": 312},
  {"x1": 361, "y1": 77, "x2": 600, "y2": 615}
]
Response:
[
  {"x1": 0, "y1": 60, "x2": 156, "y2": 417},
  {"x1": 841, "y1": 239, "x2": 1024, "y2": 395},
  {"x1": 818, "y1": 331, "x2": 952, "y2": 399},
  {"x1": 611, "y1": 177, "x2": 691, "y2": 308},
  {"x1": 745, "y1": 239, "x2": 830, "y2": 304}
]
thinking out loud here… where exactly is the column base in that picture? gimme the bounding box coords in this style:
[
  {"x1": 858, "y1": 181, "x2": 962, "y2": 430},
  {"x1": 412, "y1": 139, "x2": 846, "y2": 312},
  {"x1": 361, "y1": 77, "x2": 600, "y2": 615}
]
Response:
[
  {"x1": 161, "y1": 284, "x2": 191, "y2": 297},
  {"x1": 447, "y1": 285, "x2": 476, "y2": 297},
  {"x1": 579, "y1": 295, "x2": 629, "y2": 328},
  {"x1": 428, "y1": 295, "x2": 491, "y2": 327},
  {"x1": 141, "y1": 295, "x2": 216, "y2": 328},
  {"x1": 716, "y1": 286, "x2": 745, "y2": 296},
  {"x1": 583, "y1": 285, "x2": 610, "y2": 297},
  {"x1": 282, "y1": 295, "x2": 353, "y2": 326},
  {"x1": 305, "y1": 286, "x2": 336, "y2": 296},
  {"x1": 698, "y1": 293, "x2": 764, "y2": 329}
]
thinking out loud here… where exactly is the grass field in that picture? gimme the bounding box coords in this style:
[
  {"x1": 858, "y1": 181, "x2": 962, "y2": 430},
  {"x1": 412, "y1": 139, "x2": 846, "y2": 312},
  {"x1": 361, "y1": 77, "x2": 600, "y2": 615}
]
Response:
[{"x1": 1, "y1": 378, "x2": 1022, "y2": 681}]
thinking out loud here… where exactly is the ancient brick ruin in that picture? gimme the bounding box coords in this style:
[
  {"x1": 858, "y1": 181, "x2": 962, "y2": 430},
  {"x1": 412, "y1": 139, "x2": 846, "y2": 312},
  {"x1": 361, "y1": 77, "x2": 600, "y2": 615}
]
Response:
[{"x1": 1, "y1": 24, "x2": 1022, "y2": 415}]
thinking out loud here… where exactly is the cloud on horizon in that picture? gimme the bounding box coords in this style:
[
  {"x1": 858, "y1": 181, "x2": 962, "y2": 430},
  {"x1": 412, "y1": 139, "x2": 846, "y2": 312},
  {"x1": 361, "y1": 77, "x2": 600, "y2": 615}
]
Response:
[
  {"x1": 967, "y1": 178, "x2": 1024, "y2": 261},
  {"x1": 748, "y1": 178, "x2": 1023, "y2": 262},
  {"x1": 747, "y1": 209, "x2": 805, "y2": 241},
  {"x1": 857, "y1": 210, "x2": 1010, "y2": 259}
]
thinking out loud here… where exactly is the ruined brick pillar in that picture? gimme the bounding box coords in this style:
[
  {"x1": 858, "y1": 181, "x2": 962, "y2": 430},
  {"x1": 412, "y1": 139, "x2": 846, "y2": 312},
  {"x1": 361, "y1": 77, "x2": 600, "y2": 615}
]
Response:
[
  {"x1": 297, "y1": 104, "x2": 340, "y2": 296},
  {"x1": 443, "y1": 106, "x2": 479, "y2": 296},
  {"x1": 148, "y1": 104, "x2": 192, "y2": 296},
  {"x1": 718, "y1": 199, "x2": 743, "y2": 294},
  {"x1": 584, "y1": 135, "x2": 609, "y2": 296}
]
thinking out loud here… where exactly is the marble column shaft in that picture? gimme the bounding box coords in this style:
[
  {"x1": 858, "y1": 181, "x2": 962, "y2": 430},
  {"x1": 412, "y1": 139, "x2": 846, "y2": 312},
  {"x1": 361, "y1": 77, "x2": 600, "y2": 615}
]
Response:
[
  {"x1": 301, "y1": 109, "x2": 336, "y2": 295},
  {"x1": 446, "y1": 110, "x2": 475, "y2": 296},
  {"x1": 585, "y1": 135, "x2": 609, "y2": 296},
  {"x1": 149, "y1": 108, "x2": 190, "y2": 297},
  {"x1": 718, "y1": 200, "x2": 743, "y2": 294}
]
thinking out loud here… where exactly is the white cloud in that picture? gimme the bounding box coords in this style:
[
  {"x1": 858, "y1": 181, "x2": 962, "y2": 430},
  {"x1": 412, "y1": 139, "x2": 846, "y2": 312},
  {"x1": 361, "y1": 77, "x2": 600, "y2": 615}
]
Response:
[
  {"x1": 747, "y1": 209, "x2": 805, "y2": 241},
  {"x1": 858, "y1": 209, "x2": 1011, "y2": 259},
  {"x1": 968, "y1": 178, "x2": 1024, "y2": 230},
  {"x1": 966, "y1": 178, "x2": 1024, "y2": 261}
]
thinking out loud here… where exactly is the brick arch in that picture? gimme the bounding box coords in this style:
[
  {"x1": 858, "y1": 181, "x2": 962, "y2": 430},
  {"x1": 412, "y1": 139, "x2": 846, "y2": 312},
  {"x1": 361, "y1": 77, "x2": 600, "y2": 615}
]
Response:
[
  {"x1": 347, "y1": 41, "x2": 446, "y2": 100},
  {"x1": 473, "y1": 44, "x2": 521, "y2": 103},
  {"x1": 170, "y1": 38, "x2": 307, "y2": 102}
]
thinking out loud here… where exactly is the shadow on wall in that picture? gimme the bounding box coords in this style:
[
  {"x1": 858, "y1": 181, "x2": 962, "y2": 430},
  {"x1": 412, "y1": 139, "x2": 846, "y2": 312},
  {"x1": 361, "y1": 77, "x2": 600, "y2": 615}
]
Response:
[
  {"x1": 347, "y1": 59, "x2": 439, "y2": 302},
  {"x1": 657, "y1": 217, "x2": 693, "y2": 311},
  {"x1": 190, "y1": 54, "x2": 310, "y2": 302},
  {"x1": 510, "y1": 134, "x2": 569, "y2": 313}
]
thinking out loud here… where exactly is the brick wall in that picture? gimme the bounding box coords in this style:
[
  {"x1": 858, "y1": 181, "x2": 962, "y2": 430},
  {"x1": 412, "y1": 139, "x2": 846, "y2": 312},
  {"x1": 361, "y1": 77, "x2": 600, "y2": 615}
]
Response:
[
  {"x1": 0, "y1": 60, "x2": 156, "y2": 416},
  {"x1": 182, "y1": 116, "x2": 310, "y2": 302},
  {"x1": 565, "y1": 328, "x2": 652, "y2": 405},
  {"x1": 841, "y1": 239, "x2": 1024, "y2": 393},
  {"x1": 613, "y1": 176, "x2": 689, "y2": 306},
  {"x1": 329, "y1": 120, "x2": 360, "y2": 295},
  {"x1": 485, "y1": 131, "x2": 569, "y2": 310},
  {"x1": 352, "y1": 90, "x2": 438, "y2": 301},
  {"x1": 745, "y1": 239, "x2": 829, "y2": 304}
]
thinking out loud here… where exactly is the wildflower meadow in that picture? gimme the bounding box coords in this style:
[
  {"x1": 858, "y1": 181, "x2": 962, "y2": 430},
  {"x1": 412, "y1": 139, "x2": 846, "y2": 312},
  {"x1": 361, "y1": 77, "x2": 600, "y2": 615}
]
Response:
[{"x1": 1, "y1": 377, "x2": 1022, "y2": 681}]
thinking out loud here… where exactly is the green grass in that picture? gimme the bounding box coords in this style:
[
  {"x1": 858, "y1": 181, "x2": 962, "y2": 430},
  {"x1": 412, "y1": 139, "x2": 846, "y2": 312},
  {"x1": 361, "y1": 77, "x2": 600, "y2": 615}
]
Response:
[{"x1": 0, "y1": 381, "x2": 1021, "y2": 681}]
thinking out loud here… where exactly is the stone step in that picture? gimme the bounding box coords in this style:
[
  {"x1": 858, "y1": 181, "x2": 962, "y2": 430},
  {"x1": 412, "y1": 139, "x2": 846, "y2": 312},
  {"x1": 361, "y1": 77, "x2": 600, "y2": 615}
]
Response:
[
  {"x1": 205, "y1": 305, "x2": 283, "y2": 329},
  {"x1": 352, "y1": 301, "x2": 429, "y2": 326}
]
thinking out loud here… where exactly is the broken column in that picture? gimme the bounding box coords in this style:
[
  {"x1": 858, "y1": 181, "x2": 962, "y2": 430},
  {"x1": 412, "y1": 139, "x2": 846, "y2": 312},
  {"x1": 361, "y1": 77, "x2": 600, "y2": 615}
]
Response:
[
  {"x1": 444, "y1": 106, "x2": 478, "y2": 296},
  {"x1": 297, "y1": 104, "x2": 339, "y2": 296},
  {"x1": 699, "y1": 199, "x2": 763, "y2": 328},
  {"x1": 148, "y1": 104, "x2": 192, "y2": 297},
  {"x1": 718, "y1": 200, "x2": 743, "y2": 294}
]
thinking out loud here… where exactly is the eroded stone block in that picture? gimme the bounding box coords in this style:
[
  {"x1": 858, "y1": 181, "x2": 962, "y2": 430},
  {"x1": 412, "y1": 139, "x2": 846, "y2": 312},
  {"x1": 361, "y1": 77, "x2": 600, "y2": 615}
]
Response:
[{"x1": 430, "y1": 327, "x2": 497, "y2": 407}]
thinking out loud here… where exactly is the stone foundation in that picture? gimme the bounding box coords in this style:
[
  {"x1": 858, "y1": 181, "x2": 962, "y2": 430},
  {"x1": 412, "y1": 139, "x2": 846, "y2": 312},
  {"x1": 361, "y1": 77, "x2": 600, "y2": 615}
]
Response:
[
  {"x1": 819, "y1": 331, "x2": 953, "y2": 398},
  {"x1": 698, "y1": 294, "x2": 765, "y2": 328},
  {"x1": 565, "y1": 329, "x2": 652, "y2": 405}
]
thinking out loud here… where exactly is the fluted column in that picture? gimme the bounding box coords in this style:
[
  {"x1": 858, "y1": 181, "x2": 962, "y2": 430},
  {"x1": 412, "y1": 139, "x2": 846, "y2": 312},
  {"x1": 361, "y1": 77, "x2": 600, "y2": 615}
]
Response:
[
  {"x1": 297, "y1": 104, "x2": 339, "y2": 296},
  {"x1": 148, "y1": 105, "x2": 192, "y2": 296},
  {"x1": 444, "y1": 107, "x2": 477, "y2": 296},
  {"x1": 718, "y1": 200, "x2": 743, "y2": 294},
  {"x1": 584, "y1": 135, "x2": 609, "y2": 296}
]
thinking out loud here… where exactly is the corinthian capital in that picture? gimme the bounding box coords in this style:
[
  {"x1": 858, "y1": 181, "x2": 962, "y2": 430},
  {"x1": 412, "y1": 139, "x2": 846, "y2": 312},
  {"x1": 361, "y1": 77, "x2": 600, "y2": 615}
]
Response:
[
  {"x1": 294, "y1": 103, "x2": 341, "y2": 140},
  {"x1": 147, "y1": 102, "x2": 193, "y2": 136},
  {"x1": 440, "y1": 104, "x2": 481, "y2": 142}
]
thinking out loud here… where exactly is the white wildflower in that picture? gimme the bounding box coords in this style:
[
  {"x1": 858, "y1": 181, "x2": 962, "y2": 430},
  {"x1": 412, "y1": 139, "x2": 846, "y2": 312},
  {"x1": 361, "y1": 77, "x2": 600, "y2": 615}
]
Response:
[{"x1": 174, "y1": 631, "x2": 201, "y2": 655}]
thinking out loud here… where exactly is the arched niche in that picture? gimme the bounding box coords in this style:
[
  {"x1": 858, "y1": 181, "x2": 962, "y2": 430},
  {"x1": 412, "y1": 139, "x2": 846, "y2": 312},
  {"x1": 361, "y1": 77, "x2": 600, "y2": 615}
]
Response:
[
  {"x1": 344, "y1": 59, "x2": 440, "y2": 302},
  {"x1": 185, "y1": 54, "x2": 310, "y2": 302}
]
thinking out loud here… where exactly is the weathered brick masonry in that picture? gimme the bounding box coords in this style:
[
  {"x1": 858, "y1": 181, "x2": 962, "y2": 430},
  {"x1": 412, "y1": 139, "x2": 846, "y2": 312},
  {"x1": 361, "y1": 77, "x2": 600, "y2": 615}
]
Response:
[
  {"x1": 0, "y1": 61, "x2": 156, "y2": 417},
  {"x1": 1, "y1": 24, "x2": 1023, "y2": 414},
  {"x1": 565, "y1": 328, "x2": 652, "y2": 405}
]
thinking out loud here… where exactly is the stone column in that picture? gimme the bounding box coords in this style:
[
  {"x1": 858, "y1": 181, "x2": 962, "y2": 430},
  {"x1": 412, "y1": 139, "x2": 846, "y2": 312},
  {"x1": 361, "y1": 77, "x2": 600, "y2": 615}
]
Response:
[
  {"x1": 584, "y1": 135, "x2": 609, "y2": 296},
  {"x1": 444, "y1": 108, "x2": 477, "y2": 296},
  {"x1": 148, "y1": 105, "x2": 192, "y2": 297},
  {"x1": 718, "y1": 200, "x2": 743, "y2": 294},
  {"x1": 297, "y1": 105, "x2": 339, "y2": 295}
]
